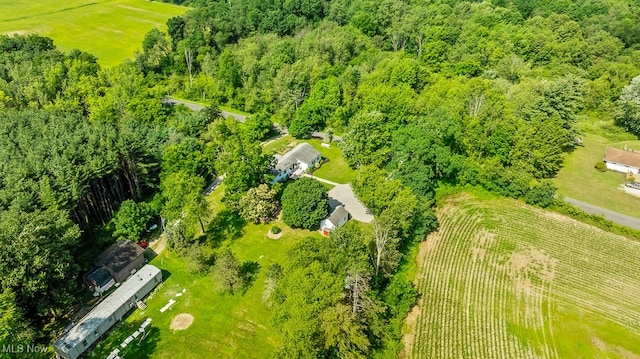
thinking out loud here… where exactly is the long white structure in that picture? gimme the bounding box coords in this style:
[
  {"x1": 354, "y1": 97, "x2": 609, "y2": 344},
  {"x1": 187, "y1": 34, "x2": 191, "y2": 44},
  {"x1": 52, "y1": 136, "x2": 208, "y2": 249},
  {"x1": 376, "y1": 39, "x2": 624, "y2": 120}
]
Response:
[
  {"x1": 604, "y1": 146, "x2": 640, "y2": 174},
  {"x1": 54, "y1": 265, "x2": 162, "y2": 359}
]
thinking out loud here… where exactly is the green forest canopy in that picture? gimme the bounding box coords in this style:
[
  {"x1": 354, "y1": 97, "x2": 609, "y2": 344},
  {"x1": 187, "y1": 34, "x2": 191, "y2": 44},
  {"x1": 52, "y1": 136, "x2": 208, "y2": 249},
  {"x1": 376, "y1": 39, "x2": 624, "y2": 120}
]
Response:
[{"x1": 3, "y1": 0, "x2": 640, "y2": 356}]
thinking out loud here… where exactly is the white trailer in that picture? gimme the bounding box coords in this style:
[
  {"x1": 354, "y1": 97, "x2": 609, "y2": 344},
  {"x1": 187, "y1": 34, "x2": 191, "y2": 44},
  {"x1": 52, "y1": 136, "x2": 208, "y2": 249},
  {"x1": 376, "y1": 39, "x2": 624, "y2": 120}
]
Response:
[{"x1": 54, "y1": 265, "x2": 162, "y2": 359}]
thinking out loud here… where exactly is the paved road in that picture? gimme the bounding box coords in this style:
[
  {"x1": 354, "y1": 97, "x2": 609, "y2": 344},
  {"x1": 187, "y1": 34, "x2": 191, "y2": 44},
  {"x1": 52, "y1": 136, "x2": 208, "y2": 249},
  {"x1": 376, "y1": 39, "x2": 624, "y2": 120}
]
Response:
[
  {"x1": 164, "y1": 98, "x2": 341, "y2": 142},
  {"x1": 564, "y1": 197, "x2": 640, "y2": 231},
  {"x1": 163, "y1": 97, "x2": 247, "y2": 123},
  {"x1": 203, "y1": 175, "x2": 225, "y2": 196}
]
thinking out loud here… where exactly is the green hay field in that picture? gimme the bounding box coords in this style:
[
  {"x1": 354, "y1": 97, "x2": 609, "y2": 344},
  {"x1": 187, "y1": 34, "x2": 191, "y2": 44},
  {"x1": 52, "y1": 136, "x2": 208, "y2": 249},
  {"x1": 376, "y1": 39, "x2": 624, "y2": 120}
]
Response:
[
  {"x1": 0, "y1": 0, "x2": 188, "y2": 67},
  {"x1": 406, "y1": 192, "x2": 640, "y2": 358}
]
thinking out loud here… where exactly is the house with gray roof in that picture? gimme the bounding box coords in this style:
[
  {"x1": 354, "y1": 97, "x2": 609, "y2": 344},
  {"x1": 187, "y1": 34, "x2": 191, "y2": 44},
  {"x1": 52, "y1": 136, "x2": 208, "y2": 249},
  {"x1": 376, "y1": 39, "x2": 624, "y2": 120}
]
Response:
[
  {"x1": 321, "y1": 205, "x2": 350, "y2": 236},
  {"x1": 272, "y1": 143, "x2": 322, "y2": 183}
]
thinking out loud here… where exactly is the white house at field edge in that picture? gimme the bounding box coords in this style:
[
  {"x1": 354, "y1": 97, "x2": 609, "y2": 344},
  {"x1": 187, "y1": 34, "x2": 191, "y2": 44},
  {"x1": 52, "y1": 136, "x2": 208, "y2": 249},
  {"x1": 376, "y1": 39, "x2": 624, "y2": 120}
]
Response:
[
  {"x1": 272, "y1": 143, "x2": 322, "y2": 183},
  {"x1": 604, "y1": 146, "x2": 640, "y2": 174}
]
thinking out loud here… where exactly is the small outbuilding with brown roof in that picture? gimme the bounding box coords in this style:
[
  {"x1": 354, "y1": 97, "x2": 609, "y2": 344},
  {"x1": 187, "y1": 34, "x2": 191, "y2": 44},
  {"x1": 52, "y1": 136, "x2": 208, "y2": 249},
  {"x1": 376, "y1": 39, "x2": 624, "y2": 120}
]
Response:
[
  {"x1": 604, "y1": 147, "x2": 640, "y2": 174},
  {"x1": 84, "y1": 240, "x2": 146, "y2": 293}
]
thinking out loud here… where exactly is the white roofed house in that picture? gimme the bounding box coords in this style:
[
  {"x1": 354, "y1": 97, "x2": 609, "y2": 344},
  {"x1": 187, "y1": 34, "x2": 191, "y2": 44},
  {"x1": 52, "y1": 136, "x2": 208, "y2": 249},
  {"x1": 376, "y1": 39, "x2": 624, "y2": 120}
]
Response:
[
  {"x1": 321, "y1": 205, "x2": 350, "y2": 236},
  {"x1": 272, "y1": 143, "x2": 322, "y2": 183}
]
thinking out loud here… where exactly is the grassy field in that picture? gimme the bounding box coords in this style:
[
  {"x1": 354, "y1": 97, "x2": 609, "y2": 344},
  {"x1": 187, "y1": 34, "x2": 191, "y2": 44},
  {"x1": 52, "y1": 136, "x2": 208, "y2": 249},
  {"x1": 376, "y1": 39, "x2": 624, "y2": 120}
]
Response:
[
  {"x1": 405, "y1": 192, "x2": 640, "y2": 358},
  {"x1": 0, "y1": 0, "x2": 187, "y2": 67},
  {"x1": 88, "y1": 185, "x2": 322, "y2": 358},
  {"x1": 554, "y1": 132, "x2": 640, "y2": 218}
]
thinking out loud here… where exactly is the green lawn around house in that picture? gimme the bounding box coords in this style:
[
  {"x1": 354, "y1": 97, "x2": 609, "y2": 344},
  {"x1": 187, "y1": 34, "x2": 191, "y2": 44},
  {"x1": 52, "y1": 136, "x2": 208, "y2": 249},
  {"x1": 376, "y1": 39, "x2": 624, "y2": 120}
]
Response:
[
  {"x1": 554, "y1": 132, "x2": 640, "y2": 218},
  {"x1": 0, "y1": 0, "x2": 188, "y2": 67},
  {"x1": 262, "y1": 135, "x2": 297, "y2": 155},
  {"x1": 305, "y1": 139, "x2": 356, "y2": 184},
  {"x1": 88, "y1": 185, "x2": 322, "y2": 358},
  {"x1": 262, "y1": 136, "x2": 356, "y2": 184}
]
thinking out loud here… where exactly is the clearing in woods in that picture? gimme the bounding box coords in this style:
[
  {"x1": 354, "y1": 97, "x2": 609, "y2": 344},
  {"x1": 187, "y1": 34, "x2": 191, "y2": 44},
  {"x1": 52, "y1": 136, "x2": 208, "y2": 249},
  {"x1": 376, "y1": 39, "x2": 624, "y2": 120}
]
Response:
[
  {"x1": 0, "y1": 0, "x2": 188, "y2": 67},
  {"x1": 405, "y1": 192, "x2": 640, "y2": 358}
]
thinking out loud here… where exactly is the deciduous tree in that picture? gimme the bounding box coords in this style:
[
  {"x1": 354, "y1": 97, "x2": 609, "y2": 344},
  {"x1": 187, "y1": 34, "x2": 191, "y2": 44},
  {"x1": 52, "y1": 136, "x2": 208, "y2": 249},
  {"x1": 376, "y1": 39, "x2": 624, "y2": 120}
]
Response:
[
  {"x1": 281, "y1": 178, "x2": 329, "y2": 229},
  {"x1": 112, "y1": 200, "x2": 153, "y2": 241},
  {"x1": 238, "y1": 184, "x2": 279, "y2": 224},
  {"x1": 160, "y1": 171, "x2": 210, "y2": 233},
  {"x1": 616, "y1": 75, "x2": 640, "y2": 136},
  {"x1": 213, "y1": 249, "x2": 243, "y2": 293}
]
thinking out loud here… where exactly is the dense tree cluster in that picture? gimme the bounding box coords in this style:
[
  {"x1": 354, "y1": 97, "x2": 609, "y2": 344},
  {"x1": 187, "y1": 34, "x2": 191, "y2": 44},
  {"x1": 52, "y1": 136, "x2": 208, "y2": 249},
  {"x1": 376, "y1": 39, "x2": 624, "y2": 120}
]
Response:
[
  {"x1": 281, "y1": 178, "x2": 329, "y2": 230},
  {"x1": 144, "y1": 0, "x2": 640, "y2": 204},
  {"x1": 273, "y1": 174, "x2": 436, "y2": 357},
  {"x1": 615, "y1": 75, "x2": 640, "y2": 136}
]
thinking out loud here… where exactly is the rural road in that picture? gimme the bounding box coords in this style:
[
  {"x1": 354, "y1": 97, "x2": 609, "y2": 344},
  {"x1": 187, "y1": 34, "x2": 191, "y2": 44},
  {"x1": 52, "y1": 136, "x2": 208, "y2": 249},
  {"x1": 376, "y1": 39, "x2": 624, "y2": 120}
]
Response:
[
  {"x1": 163, "y1": 97, "x2": 247, "y2": 123},
  {"x1": 564, "y1": 197, "x2": 640, "y2": 231},
  {"x1": 164, "y1": 97, "x2": 340, "y2": 142}
]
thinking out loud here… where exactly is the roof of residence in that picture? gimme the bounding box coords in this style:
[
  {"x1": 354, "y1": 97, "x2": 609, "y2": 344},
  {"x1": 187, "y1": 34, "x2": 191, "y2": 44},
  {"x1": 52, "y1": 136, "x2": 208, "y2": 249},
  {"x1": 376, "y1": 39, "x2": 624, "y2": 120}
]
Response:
[
  {"x1": 327, "y1": 205, "x2": 349, "y2": 226},
  {"x1": 604, "y1": 147, "x2": 640, "y2": 169},
  {"x1": 54, "y1": 265, "x2": 162, "y2": 352},
  {"x1": 275, "y1": 143, "x2": 321, "y2": 171},
  {"x1": 94, "y1": 240, "x2": 145, "y2": 274}
]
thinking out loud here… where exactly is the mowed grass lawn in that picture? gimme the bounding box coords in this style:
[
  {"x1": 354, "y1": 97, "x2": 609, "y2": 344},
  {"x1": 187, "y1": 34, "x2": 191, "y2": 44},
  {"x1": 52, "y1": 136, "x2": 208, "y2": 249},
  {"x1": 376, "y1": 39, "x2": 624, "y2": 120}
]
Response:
[
  {"x1": 88, "y1": 185, "x2": 322, "y2": 358},
  {"x1": 554, "y1": 132, "x2": 640, "y2": 218},
  {"x1": 263, "y1": 135, "x2": 356, "y2": 184},
  {"x1": 406, "y1": 192, "x2": 640, "y2": 358},
  {"x1": 0, "y1": 0, "x2": 188, "y2": 67}
]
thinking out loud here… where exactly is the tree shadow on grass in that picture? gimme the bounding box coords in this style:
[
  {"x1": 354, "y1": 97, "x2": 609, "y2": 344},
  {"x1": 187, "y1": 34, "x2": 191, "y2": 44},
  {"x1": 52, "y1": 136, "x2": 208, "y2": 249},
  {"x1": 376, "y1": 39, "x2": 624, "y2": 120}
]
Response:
[
  {"x1": 206, "y1": 210, "x2": 246, "y2": 248},
  {"x1": 240, "y1": 261, "x2": 261, "y2": 295}
]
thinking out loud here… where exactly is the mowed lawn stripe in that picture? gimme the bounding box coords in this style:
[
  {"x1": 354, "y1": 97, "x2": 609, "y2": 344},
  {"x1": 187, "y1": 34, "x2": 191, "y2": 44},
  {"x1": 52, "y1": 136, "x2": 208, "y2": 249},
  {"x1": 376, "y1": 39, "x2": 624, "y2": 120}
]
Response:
[{"x1": 0, "y1": 0, "x2": 188, "y2": 67}]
